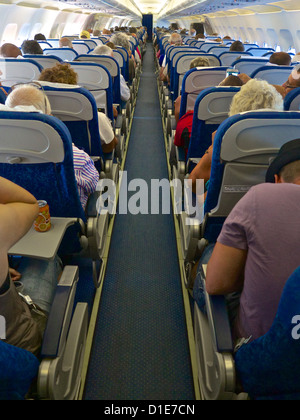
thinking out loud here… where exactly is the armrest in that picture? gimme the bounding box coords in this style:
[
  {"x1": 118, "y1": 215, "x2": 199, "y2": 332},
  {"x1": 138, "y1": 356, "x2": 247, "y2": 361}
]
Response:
[
  {"x1": 103, "y1": 151, "x2": 114, "y2": 162},
  {"x1": 115, "y1": 114, "x2": 123, "y2": 130},
  {"x1": 176, "y1": 146, "x2": 186, "y2": 163},
  {"x1": 41, "y1": 266, "x2": 79, "y2": 358},
  {"x1": 85, "y1": 191, "x2": 101, "y2": 218},
  {"x1": 186, "y1": 158, "x2": 201, "y2": 174},
  {"x1": 202, "y1": 265, "x2": 234, "y2": 353}
]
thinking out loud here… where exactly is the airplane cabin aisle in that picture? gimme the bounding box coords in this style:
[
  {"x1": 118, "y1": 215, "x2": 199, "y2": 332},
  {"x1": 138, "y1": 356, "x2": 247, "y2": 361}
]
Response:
[{"x1": 82, "y1": 43, "x2": 195, "y2": 400}]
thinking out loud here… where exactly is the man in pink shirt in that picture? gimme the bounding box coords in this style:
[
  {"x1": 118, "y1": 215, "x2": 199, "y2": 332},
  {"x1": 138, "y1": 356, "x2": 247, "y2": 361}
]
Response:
[{"x1": 194, "y1": 139, "x2": 300, "y2": 343}]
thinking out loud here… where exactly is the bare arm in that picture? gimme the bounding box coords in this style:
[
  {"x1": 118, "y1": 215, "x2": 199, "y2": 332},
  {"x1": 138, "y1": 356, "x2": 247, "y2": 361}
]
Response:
[
  {"x1": 189, "y1": 146, "x2": 213, "y2": 193},
  {"x1": 102, "y1": 136, "x2": 118, "y2": 153},
  {"x1": 0, "y1": 178, "x2": 39, "y2": 286},
  {"x1": 0, "y1": 177, "x2": 39, "y2": 251},
  {"x1": 0, "y1": 176, "x2": 38, "y2": 206},
  {"x1": 174, "y1": 96, "x2": 181, "y2": 123},
  {"x1": 206, "y1": 242, "x2": 247, "y2": 295}
]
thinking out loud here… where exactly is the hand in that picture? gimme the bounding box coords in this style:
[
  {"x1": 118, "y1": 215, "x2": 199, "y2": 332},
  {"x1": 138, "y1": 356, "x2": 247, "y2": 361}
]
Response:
[{"x1": 9, "y1": 268, "x2": 22, "y2": 282}]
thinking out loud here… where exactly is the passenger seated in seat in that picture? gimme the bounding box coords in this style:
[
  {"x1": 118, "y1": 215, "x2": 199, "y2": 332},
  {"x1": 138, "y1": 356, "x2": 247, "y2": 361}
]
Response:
[
  {"x1": 229, "y1": 40, "x2": 245, "y2": 52},
  {"x1": 160, "y1": 33, "x2": 182, "y2": 83},
  {"x1": 269, "y1": 52, "x2": 291, "y2": 66},
  {"x1": 194, "y1": 138, "x2": 300, "y2": 344},
  {"x1": 93, "y1": 45, "x2": 131, "y2": 102},
  {"x1": 0, "y1": 177, "x2": 60, "y2": 355},
  {"x1": 21, "y1": 40, "x2": 43, "y2": 55},
  {"x1": 110, "y1": 33, "x2": 137, "y2": 81},
  {"x1": 0, "y1": 43, "x2": 22, "y2": 58},
  {"x1": 59, "y1": 37, "x2": 73, "y2": 49},
  {"x1": 189, "y1": 79, "x2": 284, "y2": 193},
  {"x1": 174, "y1": 57, "x2": 211, "y2": 124},
  {"x1": 174, "y1": 74, "x2": 245, "y2": 162},
  {"x1": 170, "y1": 58, "x2": 212, "y2": 166},
  {"x1": 237, "y1": 66, "x2": 300, "y2": 98},
  {"x1": 38, "y1": 63, "x2": 118, "y2": 153},
  {"x1": 5, "y1": 84, "x2": 99, "y2": 209}
]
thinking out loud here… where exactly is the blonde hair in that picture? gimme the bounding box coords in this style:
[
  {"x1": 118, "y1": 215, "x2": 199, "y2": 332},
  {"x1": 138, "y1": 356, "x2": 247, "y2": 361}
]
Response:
[
  {"x1": 190, "y1": 57, "x2": 210, "y2": 69},
  {"x1": 229, "y1": 79, "x2": 283, "y2": 116},
  {"x1": 6, "y1": 84, "x2": 51, "y2": 114}
]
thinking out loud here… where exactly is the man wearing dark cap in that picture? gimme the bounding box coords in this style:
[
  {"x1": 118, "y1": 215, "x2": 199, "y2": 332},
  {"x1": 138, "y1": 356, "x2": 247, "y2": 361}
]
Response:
[
  {"x1": 194, "y1": 138, "x2": 300, "y2": 344},
  {"x1": 266, "y1": 138, "x2": 300, "y2": 184}
]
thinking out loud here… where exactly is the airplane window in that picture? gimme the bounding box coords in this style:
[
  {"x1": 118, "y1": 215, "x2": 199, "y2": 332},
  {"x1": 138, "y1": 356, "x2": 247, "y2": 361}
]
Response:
[
  {"x1": 279, "y1": 29, "x2": 294, "y2": 52},
  {"x1": 18, "y1": 23, "x2": 30, "y2": 42},
  {"x1": 2, "y1": 23, "x2": 18, "y2": 44}
]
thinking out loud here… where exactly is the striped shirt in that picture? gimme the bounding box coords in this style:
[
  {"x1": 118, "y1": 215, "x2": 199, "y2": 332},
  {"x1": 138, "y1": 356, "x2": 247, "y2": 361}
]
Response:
[{"x1": 72, "y1": 144, "x2": 99, "y2": 209}]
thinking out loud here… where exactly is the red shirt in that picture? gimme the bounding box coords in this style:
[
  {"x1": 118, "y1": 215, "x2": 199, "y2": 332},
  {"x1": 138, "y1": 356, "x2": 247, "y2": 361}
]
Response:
[{"x1": 174, "y1": 111, "x2": 194, "y2": 157}]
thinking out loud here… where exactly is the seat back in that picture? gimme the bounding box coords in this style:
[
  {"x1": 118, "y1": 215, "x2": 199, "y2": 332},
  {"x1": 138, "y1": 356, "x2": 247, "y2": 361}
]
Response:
[
  {"x1": 199, "y1": 42, "x2": 221, "y2": 52},
  {"x1": 0, "y1": 59, "x2": 42, "y2": 87},
  {"x1": 219, "y1": 52, "x2": 253, "y2": 67},
  {"x1": 46, "y1": 39, "x2": 60, "y2": 48},
  {"x1": 40, "y1": 82, "x2": 104, "y2": 159},
  {"x1": 37, "y1": 41, "x2": 53, "y2": 50},
  {"x1": 113, "y1": 49, "x2": 129, "y2": 81},
  {"x1": 235, "y1": 266, "x2": 300, "y2": 400},
  {"x1": 180, "y1": 67, "x2": 228, "y2": 118},
  {"x1": 203, "y1": 111, "x2": 300, "y2": 242},
  {"x1": 168, "y1": 47, "x2": 198, "y2": 64},
  {"x1": 0, "y1": 111, "x2": 86, "y2": 221},
  {"x1": 187, "y1": 87, "x2": 240, "y2": 161},
  {"x1": 91, "y1": 37, "x2": 104, "y2": 46},
  {"x1": 232, "y1": 57, "x2": 269, "y2": 75},
  {"x1": 75, "y1": 55, "x2": 121, "y2": 104},
  {"x1": 69, "y1": 62, "x2": 114, "y2": 121},
  {"x1": 246, "y1": 47, "x2": 275, "y2": 57},
  {"x1": 284, "y1": 87, "x2": 300, "y2": 111},
  {"x1": 172, "y1": 53, "x2": 221, "y2": 100},
  {"x1": 43, "y1": 48, "x2": 78, "y2": 62},
  {"x1": 0, "y1": 340, "x2": 39, "y2": 400},
  {"x1": 23, "y1": 54, "x2": 63, "y2": 69},
  {"x1": 207, "y1": 46, "x2": 230, "y2": 56},
  {"x1": 251, "y1": 65, "x2": 293, "y2": 85},
  {"x1": 83, "y1": 40, "x2": 97, "y2": 50},
  {"x1": 72, "y1": 42, "x2": 90, "y2": 55}
]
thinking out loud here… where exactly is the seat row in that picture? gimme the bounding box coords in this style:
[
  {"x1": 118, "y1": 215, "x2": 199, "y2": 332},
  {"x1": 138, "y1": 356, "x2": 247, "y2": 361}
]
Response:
[
  {"x1": 0, "y1": 41, "x2": 144, "y2": 401},
  {"x1": 156, "y1": 31, "x2": 300, "y2": 400}
]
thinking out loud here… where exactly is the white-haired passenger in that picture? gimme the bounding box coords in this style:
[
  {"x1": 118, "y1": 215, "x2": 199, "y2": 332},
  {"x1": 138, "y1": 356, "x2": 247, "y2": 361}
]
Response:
[
  {"x1": 5, "y1": 84, "x2": 99, "y2": 210},
  {"x1": 160, "y1": 33, "x2": 183, "y2": 83},
  {"x1": 93, "y1": 45, "x2": 131, "y2": 102},
  {"x1": 189, "y1": 79, "x2": 284, "y2": 194}
]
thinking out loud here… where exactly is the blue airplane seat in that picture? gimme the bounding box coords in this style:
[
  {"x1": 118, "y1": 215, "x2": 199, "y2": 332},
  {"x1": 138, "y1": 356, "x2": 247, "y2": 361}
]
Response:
[
  {"x1": 235, "y1": 266, "x2": 300, "y2": 400},
  {"x1": 0, "y1": 88, "x2": 7, "y2": 104},
  {"x1": 179, "y1": 110, "x2": 300, "y2": 266},
  {"x1": 187, "y1": 87, "x2": 241, "y2": 163},
  {"x1": 0, "y1": 340, "x2": 39, "y2": 400},
  {"x1": 0, "y1": 111, "x2": 109, "y2": 272},
  {"x1": 194, "y1": 265, "x2": 300, "y2": 400}
]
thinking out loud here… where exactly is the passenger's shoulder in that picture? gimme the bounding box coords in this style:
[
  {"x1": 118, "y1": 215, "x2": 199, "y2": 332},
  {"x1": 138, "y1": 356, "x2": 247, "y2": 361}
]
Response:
[{"x1": 250, "y1": 182, "x2": 300, "y2": 200}]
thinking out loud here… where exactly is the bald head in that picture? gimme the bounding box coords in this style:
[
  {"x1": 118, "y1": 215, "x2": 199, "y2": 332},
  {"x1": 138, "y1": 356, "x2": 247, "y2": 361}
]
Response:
[
  {"x1": 0, "y1": 43, "x2": 22, "y2": 58},
  {"x1": 6, "y1": 85, "x2": 51, "y2": 114}
]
